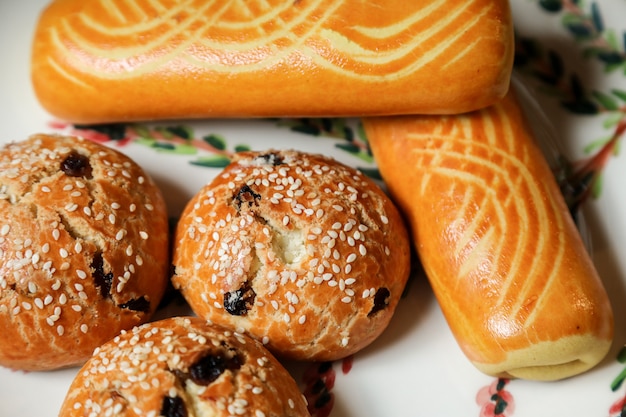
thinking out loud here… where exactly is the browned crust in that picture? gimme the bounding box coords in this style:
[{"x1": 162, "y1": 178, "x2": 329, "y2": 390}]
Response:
[
  {"x1": 31, "y1": 0, "x2": 513, "y2": 123},
  {"x1": 0, "y1": 134, "x2": 170, "y2": 371},
  {"x1": 172, "y1": 150, "x2": 411, "y2": 361}
]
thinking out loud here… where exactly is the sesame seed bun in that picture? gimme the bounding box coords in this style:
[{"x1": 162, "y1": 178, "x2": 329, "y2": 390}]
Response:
[
  {"x1": 172, "y1": 150, "x2": 411, "y2": 361},
  {"x1": 59, "y1": 316, "x2": 310, "y2": 417},
  {"x1": 0, "y1": 134, "x2": 170, "y2": 371}
]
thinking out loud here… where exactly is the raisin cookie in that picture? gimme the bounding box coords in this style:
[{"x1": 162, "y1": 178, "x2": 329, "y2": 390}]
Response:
[
  {"x1": 0, "y1": 134, "x2": 169, "y2": 370},
  {"x1": 172, "y1": 150, "x2": 411, "y2": 361}
]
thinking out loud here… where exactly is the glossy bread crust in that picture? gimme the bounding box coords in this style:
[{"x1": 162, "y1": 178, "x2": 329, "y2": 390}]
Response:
[
  {"x1": 59, "y1": 316, "x2": 310, "y2": 417},
  {"x1": 31, "y1": 0, "x2": 513, "y2": 123},
  {"x1": 364, "y1": 90, "x2": 614, "y2": 381},
  {"x1": 0, "y1": 134, "x2": 170, "y2": 371},
  {"x1": 172, "y1": 150, "x2": 411, "y2": 361}
]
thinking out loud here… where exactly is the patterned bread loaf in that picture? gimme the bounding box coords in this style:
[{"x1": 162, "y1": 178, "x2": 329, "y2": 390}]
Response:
[
  {"x1": 364, "y1": 90, "x2": 614, "y2": 381},
  {"x1": 31, "y1": 0, "x2": 513, "y2": 123}
]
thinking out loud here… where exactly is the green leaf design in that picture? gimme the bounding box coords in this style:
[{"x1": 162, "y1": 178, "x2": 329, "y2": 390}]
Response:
[
  {"x1": 158, "y1": 144, "x2": 198, "y2": 155},
  {"x1": 164, "y1": 125, "x2": 193, "y2": 140},
  {"x1": 602, "y1": 113, "x2": 624, "y2": 129},
  {"x1": 612, "y1": 89, "x2": 626, "y2": 102},
  {"x1": 190, "y1": 155, "x2": 232, "y2": 168},
  {"x1": 234, "y1": 144, "x2": 251, "y2": 152},
  {"x1": 538, "y1": 0, "x2": 563, "y2": 12},
  {"x1": 203, "y1": 134, "x2": 227, "y2": 150},
  {"x1": 74, "y1": 123, "x2": 127, "y2": 140},
  {"x1": 591, "y1": 171, "x2": 604, "y2": 199},
  {"x1": 592, "y1": 90, "x2": 620, "y2": 110},
  {"x1": 590, "y1": 2, "x2": 604, "y2": 32},
  {"x1": 562, "y1": 14, "x2": 594, "y2": 40},
  {"x1": 291, "y1": 124, "x2": 323, "y2": 136},
  {"x1": 358, "y1": 167, "x2": 382, "y2": 181},
  {"x1": 133, "y1": 124, "x2": 152, "y2": 139}
]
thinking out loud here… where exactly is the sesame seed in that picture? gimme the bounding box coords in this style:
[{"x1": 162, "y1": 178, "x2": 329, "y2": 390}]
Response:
[{"x1": 0, "y1": 224, "x2": 10, "y2": 236}]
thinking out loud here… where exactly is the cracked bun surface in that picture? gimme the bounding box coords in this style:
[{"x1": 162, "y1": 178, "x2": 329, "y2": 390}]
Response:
[
  {"x1": 0, "y1": 134, "x2": 169, "y2": 371},
  {"x1": 58, "y1": 316, "x2": 310, "y2": 417},
  {"x1": 172, "y1": 150, "x2": 411, "y2": 361}
]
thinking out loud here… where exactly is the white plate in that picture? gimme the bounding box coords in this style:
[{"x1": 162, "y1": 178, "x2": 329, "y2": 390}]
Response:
[{"x1": 1, "y1": 1, "x2": 626, "y2": 416}]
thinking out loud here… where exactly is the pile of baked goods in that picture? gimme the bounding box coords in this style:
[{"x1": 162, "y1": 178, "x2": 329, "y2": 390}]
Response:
[{"x1": 0, "y1": 0, "x2": 617, "y2": 414}]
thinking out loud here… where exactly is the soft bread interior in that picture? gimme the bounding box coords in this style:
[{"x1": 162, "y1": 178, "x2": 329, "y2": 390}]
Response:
[{"x1": 473, "y1": 334, "x2": 612, "y2": 381}]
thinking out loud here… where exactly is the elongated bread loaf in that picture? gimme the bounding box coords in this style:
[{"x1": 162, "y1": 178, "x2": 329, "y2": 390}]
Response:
[
  {"x1": 31, "y1": 0, "x2": 514, "y2": 123},
  {"x1": 364, "y1": 90, "x2": 614, "y2": 381}
]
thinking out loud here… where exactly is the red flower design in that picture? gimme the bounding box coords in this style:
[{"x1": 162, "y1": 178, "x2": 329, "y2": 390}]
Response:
[
  {"x1": 476, "y1": 378, "x2": 515, "y2": 417},
  {"x1": 609, "y1": 393, "x2": 626, "y2": 416}
]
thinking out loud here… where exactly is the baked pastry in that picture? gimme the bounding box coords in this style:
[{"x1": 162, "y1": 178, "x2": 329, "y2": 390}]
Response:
[
  {"x1": 364, "y1": 89, "x2": 614, "y2": 381},
  {"x1": 31, "y1": 0, "x2": 514, "y2": 123},
  {"x1": 172, "y1": 150, "x2": 411, "y2": 361},
  {"x1": 58, "y1": 316, "x2": 310, "y2": 417},
  {"x1": 0, "y1": 134, "x2": 169, "y2": 371}
]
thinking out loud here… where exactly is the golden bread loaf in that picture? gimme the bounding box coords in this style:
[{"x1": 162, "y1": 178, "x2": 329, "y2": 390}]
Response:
[
  {"x1": 0, "y1": 134, "x2": 170, "y2": 371},
  {"x1": 31, "y1": 0, "x2": 513, "y2": 123},
  {"x1": 59, "y1": 316, "x2": 310, "y2": 417},
  {"x1": 172, "y1": 150, "x2": 411, "y2": 361},
  {"x1": 363, "y1": 90, "x2": 614, "y2": 381}
]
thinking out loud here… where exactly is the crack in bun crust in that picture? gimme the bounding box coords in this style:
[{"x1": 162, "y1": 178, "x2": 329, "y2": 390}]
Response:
[{"x1": 172, "y1": 150, "x2": 411, "y2": 361}]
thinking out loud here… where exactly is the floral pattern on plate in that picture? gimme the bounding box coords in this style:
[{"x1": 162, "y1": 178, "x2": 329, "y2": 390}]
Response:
[{"x1": 1, "y1": 1, "x2": 626, "y2": 417}]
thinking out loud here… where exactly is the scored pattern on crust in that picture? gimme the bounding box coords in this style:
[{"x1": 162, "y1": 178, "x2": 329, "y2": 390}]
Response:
[
  {"x1": 45, "y1": 0, "x2": 500, "y2": 81},
  {"x1": 402, "y1": 102, "x2": 567, "y2": 330}
]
